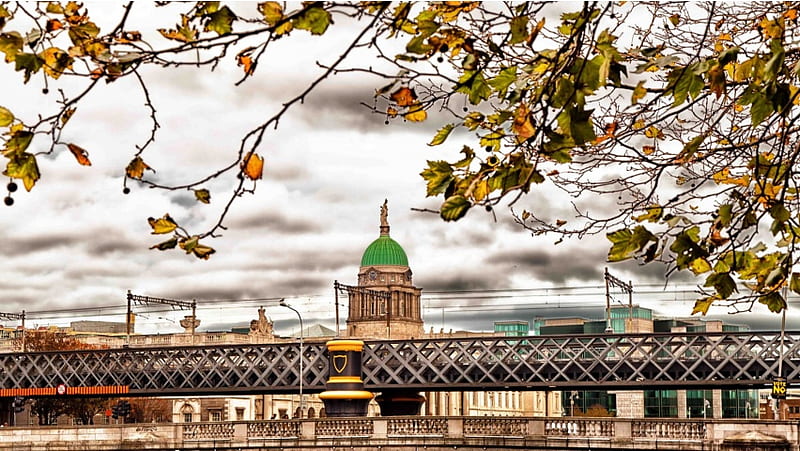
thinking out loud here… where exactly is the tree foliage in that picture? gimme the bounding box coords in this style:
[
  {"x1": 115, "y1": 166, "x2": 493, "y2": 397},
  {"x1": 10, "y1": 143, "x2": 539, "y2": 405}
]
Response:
[
  {"x1": 15, "y1": 331, "x2": 107, "y2": 424},
  {"x1": 2, "y1": 1, "x2": 800, "y2": 315}
]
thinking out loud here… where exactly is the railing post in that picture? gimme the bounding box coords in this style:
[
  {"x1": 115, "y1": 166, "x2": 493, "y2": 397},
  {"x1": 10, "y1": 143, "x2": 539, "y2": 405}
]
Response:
[
  {"x1": 373, "y1": 417, "x2": 388, "y2": 439},
  {"x1": 300, "y1": 419, "x2": 315, "y2": 440},
  {"x1": 448, "y1": 417, "x2": 463, "y2": 439}
]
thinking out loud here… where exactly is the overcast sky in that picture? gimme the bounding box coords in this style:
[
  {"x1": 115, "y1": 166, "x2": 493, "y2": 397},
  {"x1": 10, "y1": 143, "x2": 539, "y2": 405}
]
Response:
[{"x1": 0, "y1": 2, "x2": 791, "y2": 335}]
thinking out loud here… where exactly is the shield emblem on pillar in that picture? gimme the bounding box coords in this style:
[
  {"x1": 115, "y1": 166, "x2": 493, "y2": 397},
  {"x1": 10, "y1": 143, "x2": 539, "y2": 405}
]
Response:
[{"x1": 333, "y1": 353, "x2": 347, "y2": 373}]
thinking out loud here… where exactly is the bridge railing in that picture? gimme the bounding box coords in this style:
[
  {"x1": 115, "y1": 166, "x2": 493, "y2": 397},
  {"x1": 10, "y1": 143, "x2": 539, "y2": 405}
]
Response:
[{"x1": 5, "y1": 417, "x2": 798, "y2": 450}]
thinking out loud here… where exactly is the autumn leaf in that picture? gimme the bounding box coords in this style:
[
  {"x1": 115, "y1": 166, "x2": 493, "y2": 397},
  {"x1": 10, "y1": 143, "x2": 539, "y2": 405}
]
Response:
[
  {"x1": 404, "y1": 104, "x2": 427, "y2": 122},
  {"x1": 147, "y1": 214, "x2": 178, "y2": 234},
  {"x1": 126, "y1": 156, "x2": 153, "y2": 179},
  {"x1": 179, "y1": 235, "x2": 216, "y2": 259},
  {"x1": 40, "y1": 47, "x2": 73, "y2": 79},
  {"x1": 150, "y1": 237, "x2": 177, "y2": 251},
  {"x1": 292, "y1": 5, "x2": 332, "y2": 35},
  {"x1": 390, "y1": 87, "x2": 417, "y2": 107},
  {"x1": 46, "y1": 19, "x2": 63, "y2": 32},
  {"x1": 194, "y1": 189, "x2": 210, "y2": 204},
  {"x1": 242, "y1": 151, "x2": 264, "y2": 180},
  {"x1": 440, "y1": 194, "x2": 471, "y2": 221},
  {"x1": 0, "y1": 106, "x2": 12, "y2": 127},
  {"x1": 67, "y1": 143, "x2": 91, "y2": 166},
  {"x1": 512, "y1": 103, "x2": 535, "y2": 142},
  {"x1": 3, "y1": 152, "x2": 39, "y2": 191},
  {"x1": 259, "y1": 2, "x2": 284, "y2": 25},
  {"x1": 428, "y1": 123, "x2": 454, "y2": 146},
  {"x1": 236, "y1": 54, "x2": 254, "y2": 75},
  {"x1": 642, "y1": 145, "x2": 655, "y2": 155},
  {"x1": 631, "y1": 80, "x2": 646, "y2": 104}
]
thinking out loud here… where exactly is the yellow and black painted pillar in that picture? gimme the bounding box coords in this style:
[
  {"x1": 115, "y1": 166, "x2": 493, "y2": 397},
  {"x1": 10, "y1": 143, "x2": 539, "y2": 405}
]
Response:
[{"x1": 318, "y1": 339, "x2": 373, "y2": 417}]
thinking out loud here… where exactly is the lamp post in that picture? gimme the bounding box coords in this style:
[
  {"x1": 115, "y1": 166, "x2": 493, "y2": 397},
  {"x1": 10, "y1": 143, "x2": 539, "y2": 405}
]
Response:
[
  {"x1": 281, "y1": 299, "x2": 304, "y2": 418},
  {"x1": 569, "y1": 391, "x2": 579, "y2": 416}
]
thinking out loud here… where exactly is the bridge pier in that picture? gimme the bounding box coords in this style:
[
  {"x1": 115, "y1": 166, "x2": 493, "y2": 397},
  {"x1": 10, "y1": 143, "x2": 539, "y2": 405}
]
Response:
[{"x1": 318, "y1": 340, "x2": 373, "y2": 417}]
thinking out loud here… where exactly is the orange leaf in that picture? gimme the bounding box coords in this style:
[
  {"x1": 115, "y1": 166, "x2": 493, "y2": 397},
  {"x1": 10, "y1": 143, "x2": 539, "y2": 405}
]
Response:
[
  {"x1": 46, "y1": 19, "x2": 63, "y2": 32},
  {"x1": 67, "y1": 143, "x2": 91, "y2": 166},
  {"x1": 126, "y1": 156, "x2": 153, "y2": 179},
  {"x1": 512, "y1": 103, "x2": 535, "y2": 141},
  {"x1": 241, "y1": 152, "x2": 264, "y2": 180},
  {"x1": 785, "y1": 8, "x2": 798, "y2": 21},
  {"x1": 237, "y1": 55, "x2": 255, "y2": 75},
  {"x1": 643, "y1": 145, "x2": 655, "y2": 155},
  {"x1": 390, "y1": 87, "x2": 417, "y2": 107},
  {"x1": 387, "y1": 106, "x2": 399, "y2": 118}
]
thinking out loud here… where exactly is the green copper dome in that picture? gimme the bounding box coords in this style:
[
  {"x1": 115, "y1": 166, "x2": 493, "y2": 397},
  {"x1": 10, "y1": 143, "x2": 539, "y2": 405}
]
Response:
[{"x1": 361, "y1": 235, "x2": 409, "y2": 267}]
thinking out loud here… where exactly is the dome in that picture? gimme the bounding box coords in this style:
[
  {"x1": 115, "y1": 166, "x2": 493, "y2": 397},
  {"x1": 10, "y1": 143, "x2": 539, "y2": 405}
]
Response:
[{"x1": 361, "y1": 235, "x2": 409, "y2": 267}]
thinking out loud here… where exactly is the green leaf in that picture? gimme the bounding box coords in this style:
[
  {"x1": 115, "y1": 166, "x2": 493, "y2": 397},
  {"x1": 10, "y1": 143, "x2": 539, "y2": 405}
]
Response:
[
  {"x1": 428, "y1": 123, "x2": 455, "y2": 146},
  {"x1": 704, "y1": 271, "x2": 737, "y2": 298},
  {"x1": 479, "y1": 131, "x2": 504, "y2": 152},
  {"x1": 13, "y1": 53, "x2": 43, "y2": 83},
  {"x1": 606, "y1": 225, "x2": 657, "y2": 262},
  {"x1": 147, "y1": 214, "x2": 178, "y2": 235},
  {"x1": 3, "y1": 152, "x2": 39, "y2": 191},
  {"x1": 3, "y1": 130, "x2": 33, "y2": 156},
  {"x1": 0, "y1": 106, "x2": 13, "y2": 127},
  {"x1": 689, "y1": 257, "x2": 712, "y2": 275},
  {"x1": 718, "y1": 204, "x2": 733, "y2": 227},
  {"x1": 790, "y1": 273, "x2": 800, "y2": 295},
  {"x1": 509, "y1": 16, "x2": 529, "y2": 45},
  {"x1": 440, "y1": 194, "x2": 471, "y2": 222},
  {"x1": 488, "y1": 67, "x2": 517, "y2": 98},
  {"x1": 204, "y1": 6, "x2": 236, "y2": 35},
  {"x1": 0, "y1": 32, "x2": 23, "y2": 63},
  {"x1": 293, "y1": 6, "x2": 331, "y2": 36},
  {"x1": 631, "y1": 80, "x2": 646, "y2": 104},
  {"x1": 259, "y1": 2, "x2": 283, "y2": 25},
  {"x1": 749, "y1": 93, "x2": 773, "y2": 125},
  {"x1": 633, "y1": 205, "x2": 663, "y2": 223},
  {"x1": 420, "y1": 160, "x2": 454, "y2": 197},
  {"x1": 194, "y1": 189, "x2": 211, "y2": 204},
  {"x1": 674, "y1": 134, "x2": 706, "y2": 164},
  {"x1": 456, "y1": 71, "x2": 492, "y2": 105},
  {"x1": 150, "y1": 237, "x2": 178, "y2": 251},
  {"x1": 760, "y1": 291, "x2": 786, "y2": 313}
]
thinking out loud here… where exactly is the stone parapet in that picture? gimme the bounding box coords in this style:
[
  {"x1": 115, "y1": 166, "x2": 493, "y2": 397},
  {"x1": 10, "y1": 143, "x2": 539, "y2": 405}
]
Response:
[{"x1": 0, "y1": 417, "x2": 798, "y2": 450}]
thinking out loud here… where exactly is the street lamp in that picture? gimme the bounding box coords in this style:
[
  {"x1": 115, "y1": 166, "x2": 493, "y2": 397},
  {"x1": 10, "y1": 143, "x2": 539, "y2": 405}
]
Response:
[
  {"x1": 569, "y1": 391, "x2": 579, "y2": 416},
  {"x1": 280, "y1": 299, "x2": 304, "y2": 418}
]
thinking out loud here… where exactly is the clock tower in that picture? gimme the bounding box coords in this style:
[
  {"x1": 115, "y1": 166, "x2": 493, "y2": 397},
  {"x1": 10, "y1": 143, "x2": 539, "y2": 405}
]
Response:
[{"x1": 346, "y1": 200, "x2": 423, "y2": 339}]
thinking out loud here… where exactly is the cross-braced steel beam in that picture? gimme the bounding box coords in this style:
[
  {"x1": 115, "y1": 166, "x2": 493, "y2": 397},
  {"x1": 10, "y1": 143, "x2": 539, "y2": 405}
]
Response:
[{"x1": 0, "y1": 332, "x2": 796, "y2": 396}]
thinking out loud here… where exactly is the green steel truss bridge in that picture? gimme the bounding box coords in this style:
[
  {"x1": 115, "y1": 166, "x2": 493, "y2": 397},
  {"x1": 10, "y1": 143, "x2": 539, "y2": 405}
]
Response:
[{"x1": 0, "y1": 332, "x2": 796, "y2": 397}]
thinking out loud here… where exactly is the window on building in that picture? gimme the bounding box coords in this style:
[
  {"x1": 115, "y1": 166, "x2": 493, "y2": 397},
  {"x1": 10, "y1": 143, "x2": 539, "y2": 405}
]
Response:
[
  {"x1": 183, "y1": 413, "x2": 192, "y2": 423},
  {"x1": 722, "y1": 389, "x2": 759, "y2": 418},
  {"x1": 209, "y1": 410, "x2": 221, "y2": 422},
  {"x1": 644, "y1": 390, "x2": 678, "y2": 418},
  {"x1": 236, "y1": 407, "x2": 245, "y2": 421},
  {"x1": 686, "y1": 390, "x2": 713, "y2": 418}
]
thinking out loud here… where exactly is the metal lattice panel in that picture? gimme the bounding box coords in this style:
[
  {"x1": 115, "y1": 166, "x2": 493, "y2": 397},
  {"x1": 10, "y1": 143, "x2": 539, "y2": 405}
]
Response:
[
  {"x1": 0, "y1": 342, "x2": 329, "y2": 396},
  {"x1": 361, "y1": 332, "x2": 800, "y2": 391},
  {"x1": 0, "y1": 332, "x2": 798, "y2": 396}
]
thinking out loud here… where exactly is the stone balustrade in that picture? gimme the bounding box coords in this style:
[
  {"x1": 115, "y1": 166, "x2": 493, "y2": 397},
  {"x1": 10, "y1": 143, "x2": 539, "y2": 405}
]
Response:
[{"x1": 0, "y1": 417, "x2": 797, "y2": 450}]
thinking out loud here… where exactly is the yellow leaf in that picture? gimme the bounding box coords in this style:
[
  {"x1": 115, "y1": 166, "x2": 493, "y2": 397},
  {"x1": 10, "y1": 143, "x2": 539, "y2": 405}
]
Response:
[
  {"x1": 40, "y1": 47, "x2": 72, "y2": 79},
  {"x1": 512, "y1": 103, "x2": 535, "y2": 141},
  {"x1": 147, "y1": 214, "x2": 178, "y2": 235},
  {"x1": 472, "y1": 179, "x2": 489, "y2": 202},
  {"x1": 644, "y1": 125, "x2": 664, "y2": 140},
  {"x1": 631, "y1": 80, "x2": 646, "y2": 104},
  {"x1": 689, "y1": 257, "x2": 711, "y2": 274},
  {"x1": 126, "y1": 156, "x2": 152, "y2": 179},
  {"x1": 642, "y1": 145, "x2": 655, "y2": 155},
  {"x1": 241, "y1": 152, "x2": 264, "y2": 180},
  {"x1": 632, "y1": 119, "x2": 646, "y2": 130},
  {"x1": 404, "y1": 104, "x2": 427, "y2": 122},
  {"x1": 67, "y1": 143, "x2": 91, "y2": 166}
]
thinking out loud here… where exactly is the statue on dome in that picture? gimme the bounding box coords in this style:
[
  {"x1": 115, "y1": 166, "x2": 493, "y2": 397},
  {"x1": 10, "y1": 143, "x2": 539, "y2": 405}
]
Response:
[{"x1": 380, "y1": 199, "x2": 389, "y2": 228}]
